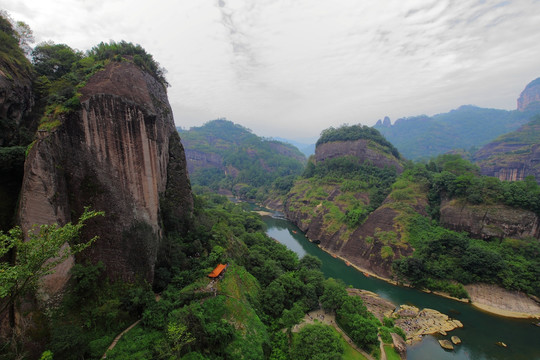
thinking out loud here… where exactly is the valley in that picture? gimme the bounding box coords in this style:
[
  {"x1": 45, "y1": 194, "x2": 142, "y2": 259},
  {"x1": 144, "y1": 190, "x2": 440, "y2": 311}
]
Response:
[{"x1": 1, "y1": 9, "x2": 540, "y2": 360}]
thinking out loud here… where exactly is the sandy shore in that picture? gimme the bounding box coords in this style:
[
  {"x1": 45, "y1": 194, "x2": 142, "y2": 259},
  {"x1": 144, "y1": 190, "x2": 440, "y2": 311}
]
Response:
[
  {"x1": 465, "y1": 284, "x2": 540, "y2": 319},
  {"x1": 316, "y1": 243, "x2": 540, "y2": 319},
  {"x1": 252, "y1": 210, "x2": 274, "y2": 216}
]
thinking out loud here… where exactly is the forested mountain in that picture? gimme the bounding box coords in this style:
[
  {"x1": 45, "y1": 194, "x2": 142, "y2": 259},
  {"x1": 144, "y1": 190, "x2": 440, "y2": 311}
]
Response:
[
  {"x1": 285, "y1": 124, "x2": 540, "y2": 300},
  {"x1": 374, "y1": 105, "x2": 539, "y2": 160},
  {"x1": 2, "y1": 15, "x2": 396, "y2": 360},
  {"x1": 180, "y1": 119, "x2": 306, "y2": 201},
  {"x1": 474, "y1": 115, "x2": 540, "y2": 184}
]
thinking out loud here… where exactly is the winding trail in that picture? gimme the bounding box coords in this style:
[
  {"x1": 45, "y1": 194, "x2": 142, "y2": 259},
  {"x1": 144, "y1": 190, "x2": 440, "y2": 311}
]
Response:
[
  {"x1": 101, "y1": 320, "x2": 141, "y2": 359},
  {"x1": 101, "y1": 294, "x2": 161, "y2": 358}
]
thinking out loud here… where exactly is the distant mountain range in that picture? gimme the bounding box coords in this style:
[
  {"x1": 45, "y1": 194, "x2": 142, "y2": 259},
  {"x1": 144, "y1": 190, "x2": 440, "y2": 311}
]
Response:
[{"x1": 374, "y1": 77, "x2": 540, "y2": 161}]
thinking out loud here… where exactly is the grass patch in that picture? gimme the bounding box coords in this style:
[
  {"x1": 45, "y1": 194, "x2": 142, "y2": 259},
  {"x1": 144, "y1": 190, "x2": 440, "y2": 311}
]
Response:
[
  {"x1": 322, "y1": 325, "x2": 367, "y2": 360},
  {"x1": 383, "y1": 344, "x2": 401, "y2": 360}
]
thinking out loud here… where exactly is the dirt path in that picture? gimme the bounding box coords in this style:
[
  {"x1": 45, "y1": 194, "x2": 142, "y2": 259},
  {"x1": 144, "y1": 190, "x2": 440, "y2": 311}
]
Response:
[
  {"x1": 295, "y1": 309, "x2": 375, "y2": 360},
  {"x1": 101, "y1": 319, "x2": 141, "y2": 359},
  {"x1": 378, "y1": 335, "x2": 387, "y2": 360}
]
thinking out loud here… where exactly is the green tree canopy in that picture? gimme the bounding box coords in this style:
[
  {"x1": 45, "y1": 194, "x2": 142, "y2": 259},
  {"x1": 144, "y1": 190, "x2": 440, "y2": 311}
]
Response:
[
  {"x1": 0, "y1": 208, "x2": 103, "y2": 326},
  {"x1": 290, "y1": 323, "x2": 344, "y2": 360}
]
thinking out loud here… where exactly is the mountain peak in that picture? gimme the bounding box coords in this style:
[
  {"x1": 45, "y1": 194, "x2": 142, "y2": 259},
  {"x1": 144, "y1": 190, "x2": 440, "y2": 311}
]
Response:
[{"x1": 517, "y1": 77, "x2": 540, "y2": 111}]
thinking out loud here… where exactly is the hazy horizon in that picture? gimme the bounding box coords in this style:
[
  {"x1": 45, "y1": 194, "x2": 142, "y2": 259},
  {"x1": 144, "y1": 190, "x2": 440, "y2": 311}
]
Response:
[{"x1": 4, "y1": 0, "x2": 540, "y2": 139}]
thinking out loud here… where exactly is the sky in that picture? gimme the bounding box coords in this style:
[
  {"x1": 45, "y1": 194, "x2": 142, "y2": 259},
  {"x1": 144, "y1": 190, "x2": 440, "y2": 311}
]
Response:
[{"x1": 3, "y1": 0, "x2": 540, "y2": 141}]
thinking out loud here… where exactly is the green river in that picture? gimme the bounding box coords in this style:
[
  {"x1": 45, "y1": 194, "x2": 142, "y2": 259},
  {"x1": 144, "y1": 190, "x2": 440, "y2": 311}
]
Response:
[{"x1": 261, "y1": 213, "x2": 540, "y2": 360}]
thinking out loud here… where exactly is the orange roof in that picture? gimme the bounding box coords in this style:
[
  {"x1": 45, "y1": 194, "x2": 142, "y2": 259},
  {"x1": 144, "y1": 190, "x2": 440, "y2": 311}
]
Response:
[{"x1": 208, "y1": 263, "x2": 227, "y2": 278}]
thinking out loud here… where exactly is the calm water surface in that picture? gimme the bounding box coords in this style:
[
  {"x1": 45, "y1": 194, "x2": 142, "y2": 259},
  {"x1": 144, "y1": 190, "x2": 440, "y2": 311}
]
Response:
[{"x1": 262, "y1": 213, "x2": 540, "y2": 360}]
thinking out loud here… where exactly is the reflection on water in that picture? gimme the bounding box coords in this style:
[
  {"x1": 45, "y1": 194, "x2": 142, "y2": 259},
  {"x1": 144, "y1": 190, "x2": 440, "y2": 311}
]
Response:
[{"x1": 262, "y1": 214, "x2": 540, "y2": 360}]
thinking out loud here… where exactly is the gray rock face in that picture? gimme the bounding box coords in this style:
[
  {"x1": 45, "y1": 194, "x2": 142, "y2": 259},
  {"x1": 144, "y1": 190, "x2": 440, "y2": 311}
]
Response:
[
  {"x1": 0, "y1": 68, "x2": 34, "y2": 147},
  {"x1": 517, "y1": 77, "x2": 540, "y2": 111},
  {"x1": 439, "y1": 199, "x2": 539, "y2": 240},
  {"x1": 184, "y1": 149, "x2": 224, "y2": 175},
  {"x1": 391, "y1": 332, "x2": 407, "y2": 359},
  {"x1": 18, "y1": 61, "x2": 193, "y2": 297},
  {"x1": 315, "y1": 139, "x2": 403, "y2": 173}
]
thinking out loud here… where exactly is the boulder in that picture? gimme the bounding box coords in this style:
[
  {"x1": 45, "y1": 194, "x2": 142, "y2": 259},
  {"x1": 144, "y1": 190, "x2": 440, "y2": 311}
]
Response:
[{"x1": 438, "y1": 339, "x2": 454, "y2": 350}]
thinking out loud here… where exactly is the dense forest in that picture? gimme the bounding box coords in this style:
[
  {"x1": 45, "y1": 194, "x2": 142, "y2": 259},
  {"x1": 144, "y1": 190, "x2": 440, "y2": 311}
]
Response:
[
  {"x1": 180, "y1": 119, "x2": 306, "y2": 201},
  {"x1": 2, "y1": 193, "x2": 403, "y2": 359}
]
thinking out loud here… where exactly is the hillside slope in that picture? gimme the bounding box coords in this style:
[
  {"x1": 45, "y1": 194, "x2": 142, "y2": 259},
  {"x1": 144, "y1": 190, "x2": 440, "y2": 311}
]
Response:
[
  {"x1": 285, "y1": 125, "x2": 409, "y2": 278},
  {"x1": 181, "y1": 119, "x2": 306, "y2": 201},
  {"x1": 285, "y1": 124, "x2": 540, "y2": 300},
  {"x1": 474, "y1": 116, "x2": 540, "y2": 183}
]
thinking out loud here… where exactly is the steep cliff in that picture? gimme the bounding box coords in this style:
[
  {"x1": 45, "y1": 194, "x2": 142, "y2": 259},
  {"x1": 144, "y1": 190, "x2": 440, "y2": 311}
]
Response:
[
  {"x1": 18, "y1": 60, "x2": 193, "y2": 297},
  {"x1": 285, "y1": 125, "x2": 410, "y2": 277},
  {"x1": 285, "y1": 177, "x2": 423, "y2": 278},
  {"x1": 440, "y1": 198, "x2": 539, "y2": 240},
  {"x1": 0, "y1": 15, "x2": 36, "y2": 231},
  {"x1": 474, "y1": 116, "x2": 540, "y2": 183},
  {"x1": 315, "y1": 139, "x2": 403, "y2": 173},
  {"x1": 517, "y1": 77, "x2": 540, "y2": 111}
]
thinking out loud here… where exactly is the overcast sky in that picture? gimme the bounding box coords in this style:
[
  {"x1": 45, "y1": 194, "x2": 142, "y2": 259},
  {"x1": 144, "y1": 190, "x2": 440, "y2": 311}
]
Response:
[{"x1": 3, "y1": 0, "x2": 540, "y2": 140}]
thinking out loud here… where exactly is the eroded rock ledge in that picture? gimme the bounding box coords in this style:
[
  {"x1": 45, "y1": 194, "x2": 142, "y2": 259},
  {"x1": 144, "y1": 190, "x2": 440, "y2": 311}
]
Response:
[{"x1": 348, "y1": 289, "x2": 463, "y2": 344}]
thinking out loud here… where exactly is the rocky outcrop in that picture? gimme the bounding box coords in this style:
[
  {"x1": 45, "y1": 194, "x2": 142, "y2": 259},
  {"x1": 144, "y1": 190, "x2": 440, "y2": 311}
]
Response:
[
  {"x1": 0, "y1": 25, "x2": 36, "y2": 231},
  {"x1": 268, "y1": 141, "x2": 306, "y2": 163},
  {"x1": 347, "y1": 289, "x2": 462, "y2": 346},
  {"x1": 517, "y1": 78, "x2": 540, "y2": 111},
  {"x1": 184, "y1": 149, "x2": 224, "y2": 175},
  {"x1": 392, "y1": 305, "x2": 463, "y2": 345},
  {"x1": 440, "y1": 198, "x2": 539, "y2": 240},
  {"x1": 392, "y1": 333, "x2": 407, "y2": 359},
  {"x1": 346, "y1": 289, "x2": 395, "y2": 321},
  {"x1": 438, "y1": 340, "x2": 454, "y2": 350},
  {"x1": 473, "y1": 118, "x2": 540, "y2": 184},
  {"x1": 0, "y1": 69, "x2": 34, "y2": 147},
  {"x1": 315, "y1": 139, "x2": 403, "y2": 173},
  {"x1": 18, "y1": 61, "x2": 193, "y2": 298}
]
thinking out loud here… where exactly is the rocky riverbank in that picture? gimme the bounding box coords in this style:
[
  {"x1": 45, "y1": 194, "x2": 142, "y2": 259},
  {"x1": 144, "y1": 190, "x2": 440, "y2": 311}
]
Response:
[
  {"x1": 348, "y1": 289, "x2": 463, "y2": 345},
  {"x1": 318, "y1": 239, "x2": 540, "y2": 320},
  {"x1": 258, "y1": 208, "x2": 540, "y2": 320}
]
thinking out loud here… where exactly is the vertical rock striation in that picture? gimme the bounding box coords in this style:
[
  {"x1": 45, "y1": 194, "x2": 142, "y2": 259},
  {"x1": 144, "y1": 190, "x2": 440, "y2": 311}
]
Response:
[{"x1": 18, "y1": 61, "x2": 192, "y2": 297}]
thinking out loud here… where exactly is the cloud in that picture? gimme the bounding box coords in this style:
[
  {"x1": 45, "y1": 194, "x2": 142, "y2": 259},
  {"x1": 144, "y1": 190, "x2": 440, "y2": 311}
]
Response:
[{"x1": 3, "y1": 0, "x2": 540, "y2": 139}]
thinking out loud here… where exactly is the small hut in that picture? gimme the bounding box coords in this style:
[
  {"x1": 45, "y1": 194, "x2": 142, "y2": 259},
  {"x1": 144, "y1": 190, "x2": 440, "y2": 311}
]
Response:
[{"x1": 208, "y1": 263, "x2": 228, "y2": 279}]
